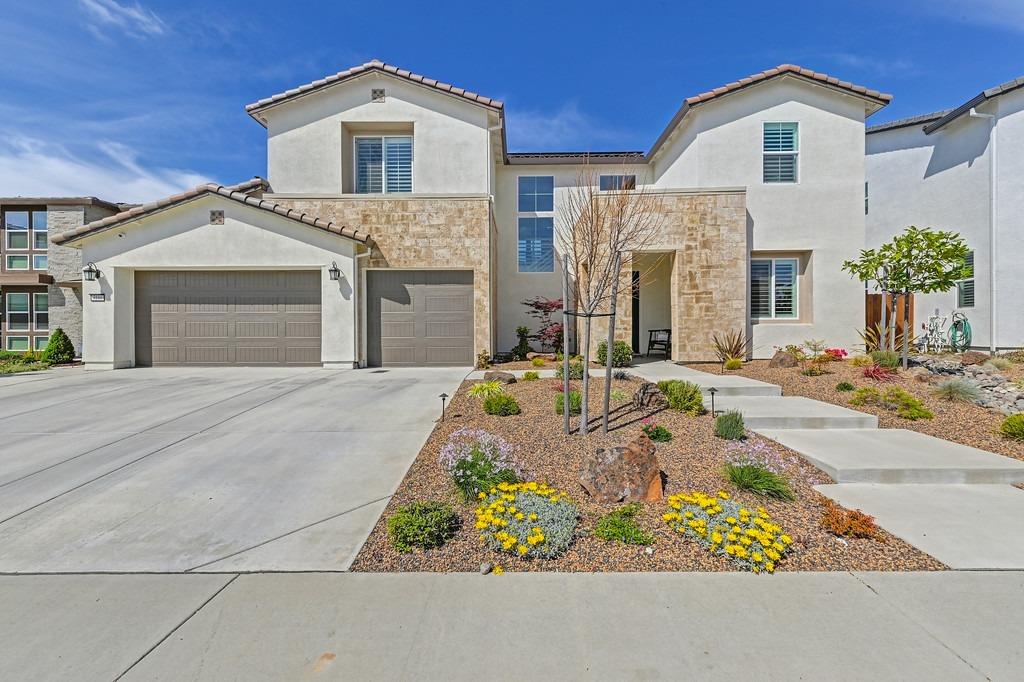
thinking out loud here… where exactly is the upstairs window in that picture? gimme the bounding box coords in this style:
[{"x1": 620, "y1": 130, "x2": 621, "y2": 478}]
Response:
[
  {"x1": 956, "y1": 250, "x2": 975, "y2": 308},
  {"x1": 518, "y1": 217, "x2": 554, "y2": 273},
  {"x1": 6, "y1": 293, "x2": 30, "y2": 331},
  {"x1": 763, "y1": 122, "x2": 798, "y2": 183},
  {"x1": 5, "y1": 210, "x2": 28, "y2": 250},
  {"x1": 3, "y1": 209, "x2": 48, "y2": 271},
  {"x1": 751, "y1": 258, "x2": 798, "y2": 319},
  {"x1": 600, "y1": 175, "x2": 637, "y2": 191},
  {"x1": 354, "y1": 136, "x2": 412, "y2": 194},
  {"x1": 517, "y1": 176, "x2": 554, "y2": 212}
]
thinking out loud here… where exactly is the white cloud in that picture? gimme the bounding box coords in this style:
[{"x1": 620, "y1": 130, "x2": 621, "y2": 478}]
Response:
[
  {"x1": 505, "y1": 101, "x2": 632, "y2": 151},
  {"x1": 0, "y1": 135, "x2": 208, "y2": 204},
  {"x1": 79, "y1": 0, "x2": 167, "y2": 38},
  {"x1": 830, "y1": 53, "x2": 916, "y2": 77}
]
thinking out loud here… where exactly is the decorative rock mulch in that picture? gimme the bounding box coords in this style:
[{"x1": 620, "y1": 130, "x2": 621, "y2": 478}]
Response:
[
  {"x1": 910, "y1": 356, "x2": 1024, "y2": 415},
  {"x1": 351, "y1": 375, "x2": 944, "y2": 574}
]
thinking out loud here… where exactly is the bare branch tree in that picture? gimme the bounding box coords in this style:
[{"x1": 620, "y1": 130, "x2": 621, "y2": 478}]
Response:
[{"x1": 557, "y1": 164, "x2": 665, "y2": 435}]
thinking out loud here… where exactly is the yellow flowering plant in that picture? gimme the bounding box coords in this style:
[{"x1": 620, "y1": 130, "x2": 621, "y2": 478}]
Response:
[
  {"x1": 663, "y1": 491, "x2": 793, "y2": 573},
  {"x1": 475, "y1": 482, "x2": 578, "y2": 560}
]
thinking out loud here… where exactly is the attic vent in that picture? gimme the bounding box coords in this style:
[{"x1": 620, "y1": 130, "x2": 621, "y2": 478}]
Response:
[
  {"x1": 210, "y1": 210, "x2": 224, "y2": 225},
  {"x1": 371, "y1": 88, "x2": 386, "y2": 103}
]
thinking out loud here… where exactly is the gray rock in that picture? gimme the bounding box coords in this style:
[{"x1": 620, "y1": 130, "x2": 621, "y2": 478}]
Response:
[{"x1": 484, "y1": 370, "x2": 517, "y2": 384}]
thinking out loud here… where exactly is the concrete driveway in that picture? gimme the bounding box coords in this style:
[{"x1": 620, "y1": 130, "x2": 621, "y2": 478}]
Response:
[{"x1": 0, "y1": 366, "x2": 466, "y2": 573}]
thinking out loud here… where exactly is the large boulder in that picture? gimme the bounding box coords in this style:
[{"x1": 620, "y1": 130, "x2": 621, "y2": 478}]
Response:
[
  {"x1": 632, "y1": 382, "x2": 667, "y2": 410},
  {"x1": 961, "y1": 351, "x2": 990, "y2": 366},
  {"x1": 484, "y1": 370, "x2": 517, "y2": 384},
  {"x1": 579, "y1": 433, "x2": 663, "y2": 503},
  {"x1": 769, "y1": 350, "x2": 799, "y2": 368},
  {"x1": 526, "y1": 352, "x2": 556, "y2": 361}
]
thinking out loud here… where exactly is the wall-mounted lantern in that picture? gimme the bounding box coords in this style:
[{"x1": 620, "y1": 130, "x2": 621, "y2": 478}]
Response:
[
  {"x1": 83, "y1": 262, "x2": 101, "y2": 281},
  {"x1": 328, "y1": 261, "x2": 341, "y2": 281}
]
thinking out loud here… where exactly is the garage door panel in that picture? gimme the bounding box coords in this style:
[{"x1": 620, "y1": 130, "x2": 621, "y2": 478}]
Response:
[
  {"x1": 135, "y1": 270, "x2": 321, "y2": 367},
  {"x1": 368, "y1": 270, "x2": 473, "y2": 367}
]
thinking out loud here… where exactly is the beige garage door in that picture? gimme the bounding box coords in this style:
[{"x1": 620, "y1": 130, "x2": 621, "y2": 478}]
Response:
[
  {"x1": 367, "y1": 270, "x2": 474, "y2": 367},
  {"x1": 135, "y1": 271, "x2": 321, "y2": 366}
]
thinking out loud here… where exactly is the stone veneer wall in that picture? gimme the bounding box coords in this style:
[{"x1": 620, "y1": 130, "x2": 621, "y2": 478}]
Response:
[
  {"x1": 588, "y1": 190, "x2": 747, "y2": 362},
  {"x1": 46, "y1": 206, "x2": 86, "y2": 354},
  {"x1": 274, "y1": 196, "x2": 493, "y2": 359}
]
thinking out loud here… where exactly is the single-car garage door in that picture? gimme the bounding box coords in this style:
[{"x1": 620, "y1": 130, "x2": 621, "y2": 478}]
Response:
[
  {"x1": 367, "y1": 270, "x2": 474, "y2": 367},
  {"x1": 135, "y1": 270, "x2": 321, "y2": 366}
]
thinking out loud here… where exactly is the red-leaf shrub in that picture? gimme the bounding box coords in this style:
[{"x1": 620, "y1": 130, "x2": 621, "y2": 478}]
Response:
[
  {"x1": 825, "y1": 348, "x2": 848, "y2": 361},
  {"x1": 862, "y1": 364, "x2": 897, "y2": 382}
]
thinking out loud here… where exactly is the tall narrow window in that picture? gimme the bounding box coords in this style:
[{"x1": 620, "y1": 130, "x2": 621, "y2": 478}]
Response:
[
  {"x1": 750, "y1": 258, "x2": 799, "y2": 319},
  {"x1": 33, "y1": 292, "x2": 48, "y2": 331},
  {"x1": 956, "y1": 250, "x2": 975, "y2": 308},
  {"x1": 517, "y1": 217, "x2": 554, "y2": 273},
  {"x1": 6, "y1": 293, "x2": 30, "y2": 331},
  {"x1": 354, "y1": 136, "x2": 412, "y2": 194},
  {"x1": 33, "y1": 210, "x2": 48, "y2": 250},
  {"x1": 763, "y1": 122, "x2": 798, "y2": 183}
]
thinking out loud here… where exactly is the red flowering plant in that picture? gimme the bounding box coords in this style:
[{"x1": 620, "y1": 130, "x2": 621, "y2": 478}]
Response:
[{"x1": 824, "y1": 348, "x2": 848, "y2": 361}]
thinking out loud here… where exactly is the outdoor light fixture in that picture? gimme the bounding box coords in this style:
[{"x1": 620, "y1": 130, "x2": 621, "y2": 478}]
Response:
[
  {"x1": 328, "y1": 261, "x2": 341, "y2": 281},
  {"x1": 439, "y1": 393, "x2": 449, "y2": 421},
  {"x1": 708, "y1": 387, "x2": 718, "y2": 416},
  {"x1": 82, "y1": 262, "x2": 100, "y2": 282}
]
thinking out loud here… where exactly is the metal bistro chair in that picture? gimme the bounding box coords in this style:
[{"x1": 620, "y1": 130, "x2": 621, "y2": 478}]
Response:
[{"x1": 647, "y1": 329, "x2": 672, "y2": 357}]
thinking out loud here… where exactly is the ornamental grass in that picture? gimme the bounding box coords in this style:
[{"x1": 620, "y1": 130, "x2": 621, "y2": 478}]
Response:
[
  {"x1": 663, "y1": 491, "x2": 793, "y2": 573},
  {"x1": 475, "y1": 482, "x2": 578, "y2": 560}
]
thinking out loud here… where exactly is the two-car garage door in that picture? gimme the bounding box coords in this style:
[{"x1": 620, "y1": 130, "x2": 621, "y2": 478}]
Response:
[{"x1": 135, "y1": 271, "x2": 321, "y2": 366}]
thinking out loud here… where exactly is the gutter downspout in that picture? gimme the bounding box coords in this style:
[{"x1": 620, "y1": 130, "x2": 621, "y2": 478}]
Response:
[
  {"x1": 969, "y1": 108, "x2": 997, "y2": 353},
  {"x1": 355, "y1": 249, "x2": 371, "y2": 368}
]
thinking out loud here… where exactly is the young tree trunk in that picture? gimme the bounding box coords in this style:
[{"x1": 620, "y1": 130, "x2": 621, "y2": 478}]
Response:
[
  {"x1": 878, "y1": 288, "x2": 887, "y2": 352},
  {"x1": 902, "y1": 288, "x2": 911, "y2": 369},
  {"x1": 562, "y1": 260, "x2": 571, "y2": 435},
  {"x1": 579, "y1": 313, "x2": 592, "y2": 435},
  {"x1": 889, "y1": 294, "x2": 897, "y2": 352},
  {"x1": 602, "y1": 253, "x2": 622, "y2": 434}
]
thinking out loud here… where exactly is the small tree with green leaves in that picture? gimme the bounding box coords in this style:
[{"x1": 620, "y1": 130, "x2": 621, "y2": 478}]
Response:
[
  {"x1": 843, "y1": 227, "x2": 970, "y2": 369},
  {"x1": 42, "y1": 328, "x2": 76, "y2": 364}
]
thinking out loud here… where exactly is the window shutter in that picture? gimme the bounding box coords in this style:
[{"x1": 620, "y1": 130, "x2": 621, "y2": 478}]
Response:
[
  {"x1": 763, "y1": 155, "x2": 797, "y2": 183},
  {"x1": 750, "y1": 260, "x2": 772, "y2": 317},
  {"x1": 763, "y1": 123, "x2": 798, "y2": 152},
  {"x1": 355, "y1": 138, "x2": 383, "y2": 193},
  {"x1": 384, "y1": 137, "x2": 413, "y2": 193}
]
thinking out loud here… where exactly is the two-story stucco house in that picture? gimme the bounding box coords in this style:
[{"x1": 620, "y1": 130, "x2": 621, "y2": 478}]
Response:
[
  {"x1": 866, "y1": 76, "x2": 1024, "y2": 352},
  {"x1": 48, "y1": 60, "x2": 890, "y2": 369}
]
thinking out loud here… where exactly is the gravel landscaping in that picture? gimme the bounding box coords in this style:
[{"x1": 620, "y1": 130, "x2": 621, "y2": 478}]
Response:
[
  {"x1": 351, "y1": 375, "x2": 944, "y2": 573},
  {"x1": 689, "y1": 358, "x2": 1024, "y2": 461}
]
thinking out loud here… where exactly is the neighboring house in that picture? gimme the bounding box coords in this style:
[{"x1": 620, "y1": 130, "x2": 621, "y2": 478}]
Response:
[
  {"x1": 866, "y1": 76, "x2": 1024, "y2": 352},
  {"x1": 0, "y1": 198, "x2": 120, "y2": 355},
  {"x1": 51, "y1": 60, "x2": 890, "y2": 369}
]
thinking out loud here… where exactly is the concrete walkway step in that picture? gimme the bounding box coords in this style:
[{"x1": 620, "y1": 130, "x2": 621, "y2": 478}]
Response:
[
  {"x1": 629, "y1": 362, "x2": 782, "y2": 397},
  {"x1": 761, "y1": 429, "x2": 1024, "y2": 484},
  {"x1": 715, "y1": 396, "x2": 878, "y2": 430},
  {"x1": 815, "y1": 483, "x2": 1024, "y2": 570}
]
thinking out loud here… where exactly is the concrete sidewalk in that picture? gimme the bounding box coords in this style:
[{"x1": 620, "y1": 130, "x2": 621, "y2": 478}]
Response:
[{"x1": 2, "y1": 571, "x2": 1020, "y2": 681}]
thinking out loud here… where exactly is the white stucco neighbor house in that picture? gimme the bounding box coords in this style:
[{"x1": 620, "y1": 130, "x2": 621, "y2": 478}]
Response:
[
  {"x1": 866, "y1": 75, "x2": 1024, "y2": 352},
  {"x1": 43, "y1": 60, "x2": 893, "y2": 369}
]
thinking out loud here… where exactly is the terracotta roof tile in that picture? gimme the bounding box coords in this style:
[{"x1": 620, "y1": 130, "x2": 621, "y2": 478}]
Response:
[
  {"x1": 245, "y1": 59, "x2": 502, "y2": 124},
  {"x1": 50, "y1": 177, "x2": 373, "y2": 247}
]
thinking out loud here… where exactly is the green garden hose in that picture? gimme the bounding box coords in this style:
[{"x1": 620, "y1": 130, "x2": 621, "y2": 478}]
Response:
[{"x1": 948, "y1": 313, "x2": 972, "y2": 352}]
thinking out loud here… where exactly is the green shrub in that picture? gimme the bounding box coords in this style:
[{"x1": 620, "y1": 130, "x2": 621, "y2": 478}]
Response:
[
  {"x1": 835, "y1": 381, "x2": 856, "y2": 392},
  {"x1": 469, "y1": 380, "x2": 505, "y2": 399},
  {"x1": 450, "y1": 451, "x2": 520, "y2": 502},
  {"x1": 483, "y1": 393, "x2": 521, "y2": 416},
  {"x1": 984, "y1": 357, "x2": 1011, "y2": 371},
  {"x1": 0, "y1": 350, "x2": 25, "y2": 364},
  {"x1": 657, "y1": 380, "x2": 706, "y2": 415},
  {"x1": 714, "y1": 410, "x2": 746, "y2": 440},
  {"x1": 641, "y1": 419, "x2": 672, "y2": 442},
  {"x1": 597, "y1": 340, "x2": 633, "y2": 367},
  {"x1": 610, "y1": 388, "x2": 629, "y2": 402},
  {"x1": 387, "y1": 501, "x2": 460, "y2": 553},
  {"x1": 932, "y1": 378, "x2": 982, "y2": 402},
  {"x1": 440, "y1": 428, "x2": 524, "y2": 502},
  {"x1": 522, "y1": 371, "x2": 540, "y2": 381},
  {"x1": 476, "y1": 350, "x2": 491, "y2": 369},
  {"x1": 511, "y1": 325, "x2": 532, "y2": 361},
  {"x1": 849, "y1": 386, "x2": 882, "y2": 406},
  {"x1": 724, "y1": 463, "x2": 795, "y2": 501},
  {"x1": 593, "y1": 504, "x2": 653, "y2": 545},
  {"x1": 1004, "y1": 350, "x2": 1024, "y2": 364},
  {"x1": 531, "y1": 357, "x2": 546, "y2": 367},
  {"x1": 555, "y1": 390, "x2": 582, "y2": 415},
  {"x1": 41, "y1": 327, "x2": 75, "y2": 364},
  {"x1": 555, "y1": 359, "x2": 585, "y2": 380},
  {"x1": 870, "y1": 350, "x2": 901, "y2": 369},
  {"x1": 723, "y1": 357, "x2": 743, "y2": 371},
  {"x1": 613, "y1": 369, "x2": 633, "y2": 381},
  {"x1": 850, "y1": 386, "x2": 933, "y2": 420},
  {"x1": 849, "y1": 354, "x2": 874, "y2": 367},
  {"x1": 999, "y1": 414, "x2": 1024, "y2": 442}
]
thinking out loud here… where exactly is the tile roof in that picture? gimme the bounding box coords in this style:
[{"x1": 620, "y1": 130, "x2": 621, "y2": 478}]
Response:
[
  {"x1": 923, "y1": 75, "x2": 1024, "y2": 134},
  {"x1": 866, "y1": 110, "x2": 951, "y2": 134},
  {"x1": 246, "y1": 59, "x2": 503, "y2": 125},
  {"x1": 50, "y1": 177, "x2": 374, "y2": 247},
  {"x1": 649, "y1": 64, "x2": 893, "y2": 158}
]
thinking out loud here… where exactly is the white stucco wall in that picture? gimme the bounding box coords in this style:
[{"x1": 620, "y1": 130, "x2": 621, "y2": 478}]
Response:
[
  {"x1": 651, "y1": 77, "x2": 871, "y2": 356},
  {"x1": 262, "y1": 74, "x2": 493, "y2": 195},
  {"x1": 867, "y1": 90, "x2": 1024, "y2": 350},
  {"x1": 79, "y1": 195, "x2": 359, "y2": 369}
]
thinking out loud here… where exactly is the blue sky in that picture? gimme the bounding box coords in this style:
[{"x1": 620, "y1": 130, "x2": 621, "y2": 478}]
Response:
[{"x1": 1, "y1": 0, "x2": 1022, "y2": 202}]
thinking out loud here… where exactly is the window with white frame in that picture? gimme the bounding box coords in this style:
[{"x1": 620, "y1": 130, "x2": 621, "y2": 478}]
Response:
[
  {"x1": 6, "y1": 336, "x2": 28, "y2": 351},
  {"x1": 33, "y1": 335, "x2": 49, "y2": 351},
  {"x1": 517, "y1": 176, "x2": 555, "y2": 272},
  {"x1": 956, "y1": 250, "x2": 975, "y2": 308},
  {"x1": 5, "y1": 210, "x2": 28, "y2": 250},
  {"x1": 599, "y1": 174, "x2": 637, "y2": 191},
  {"x1": 750, "y1": 258, "x2": 798, "y2": 319},
  {"x1": 763, "y1": 122, "x2": 798, "y2": 183},
  {"x1": 3, "y1": 209, "x2": 47, "y2": 271},
  {"x1": 33, "y1": 292, "x2": 48, "y2": 331},
  {"x1": 354, "y1": 136, "x2": 412, "y2": 194},
  {"x1": 6, "y1": 293, "x2": 30, "y2": 332}
]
